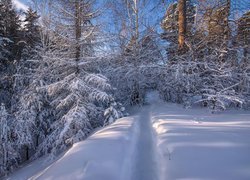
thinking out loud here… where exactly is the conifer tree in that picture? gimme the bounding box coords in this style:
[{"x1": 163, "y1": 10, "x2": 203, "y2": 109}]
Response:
[
  {"x1": 17, "y1": 0, "x2": 125, "y2": 157},
  {"x1": 22, "y1": 7, "x2": 40, "y2": 59},
  {"x1": 0, "y1": 0, "x2": 22, "y2": 109},
  {"x1": 0, "y1": 103, "x2": 18, "y2": 176}
]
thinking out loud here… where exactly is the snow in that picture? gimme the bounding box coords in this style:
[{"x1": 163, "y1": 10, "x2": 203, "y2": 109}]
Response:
[
  {"x1": 7, "y1": 116, "x2": 139, "y2": 180},
  {"x1": 6, "y1": 92, "x2": 250, "y2": 180},
  {"x1": 130, "y1": 106, "x2": 158, "y2": 180},
  {"x1": 153, "y1": 103, "x2": 250, "y2": 180}
]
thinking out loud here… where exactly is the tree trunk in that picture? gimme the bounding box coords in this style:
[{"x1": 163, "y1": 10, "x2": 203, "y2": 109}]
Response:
[
  {"x1": 134, "y1": 0, "x2": 139, "y2": 46},
  {"x1": 224, "y1": 0, "x2": 230, "y2": 42},
  {"x1": 75, "y1": 1, "x2": 81, "y2": 70},
  {"x1": 178, "y1": 0, "x2": 186, "y2": 51},
  {"x1": 221, "y1": 0, "x2": 230, "y2": 62},
  {"x1": 25, "y1": 145, "x2": 29, "y2": 160}
]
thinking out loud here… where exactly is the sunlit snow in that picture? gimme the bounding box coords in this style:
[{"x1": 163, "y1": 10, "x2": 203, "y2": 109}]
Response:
[{"x1": 7, "y1": 92, "x2": 250, "y2": 180}]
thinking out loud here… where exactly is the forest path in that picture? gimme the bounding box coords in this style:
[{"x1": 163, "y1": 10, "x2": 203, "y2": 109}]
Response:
[{"x1": 130, "y1": 105, "x2": 159, "y2": 180}]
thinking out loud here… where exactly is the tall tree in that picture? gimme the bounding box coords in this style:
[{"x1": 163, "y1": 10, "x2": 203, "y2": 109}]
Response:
[
  {"x1": 11, "y1": 7, "x2": 41, "y2": 113},
  {"x1": 51, "y1": 0, "x2": 98, "y2": 61},
  {"x1": 23, "y1": 8, "x2": 40, "y2": 55},
  {"x1": 0, "y1": 0, "x2": 22, "y2": 109},
  {"x1": 0, "y1": 103, "x2": 9, "y2": 174},
  {"x1": 14, "y1": 0, "x2": 124, "y2": 158},
  {"x1": 0, "y1": 0, "x2": 22, "y2": 61},
  {"x1": 223, "y1": 0, "x2": 231, "y2": 42},
  {"x1": 0, "y1": 103, "x2": 18, "y2": 176},
  {"x1": 103, "y1": 0, "x2": 165, "y2": 105},
  {"x1": 237, "y1": 10, "x2": 249, "y2": 64},
  {"x1": 161, "y1": 0, "x2": 195, "y2": 59},
  {"x1": 178, "y1": 0, "x2": 187, "y2": 50}
]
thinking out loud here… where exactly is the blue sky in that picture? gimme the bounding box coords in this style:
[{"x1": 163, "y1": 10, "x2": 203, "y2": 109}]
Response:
[
  {"x1": 17, "y1": 0, "x2": 250, "y2": 14},
  {"x1": 16, "y1": 0, "x2": 250, "y2": 31},
  {"x1": 16, "y1": 0, "x2": 249, "y2": 25},
  {"x1": 12, "y1": 0, "x2": 29, "y2": 11},
  {"x1": 19, "y1": 0, "x2": 30, "y2": 4}
]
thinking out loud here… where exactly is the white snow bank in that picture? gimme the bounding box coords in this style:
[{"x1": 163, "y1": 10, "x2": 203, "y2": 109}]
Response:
[
  {"x1": 152, "y1": 103, "x2": 250, "y2": 180},
  {"x1": 7, "y1": 116, "x2": 139, "y2": 180}
]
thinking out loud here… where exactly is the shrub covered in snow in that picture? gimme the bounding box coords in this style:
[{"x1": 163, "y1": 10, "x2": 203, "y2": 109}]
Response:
[{"x1": 158, "y1": 47, "x2": 249, "y2": 112}]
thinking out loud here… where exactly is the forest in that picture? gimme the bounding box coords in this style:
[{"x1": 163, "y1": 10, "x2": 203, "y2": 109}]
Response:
[{"x1": 0, "y1": 0, "x2": 249, "y2": 178}]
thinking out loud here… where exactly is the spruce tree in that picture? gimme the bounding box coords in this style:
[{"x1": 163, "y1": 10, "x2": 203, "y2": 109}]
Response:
[
  {"x1": 14, "y1": 0, "x2": 124, "y2": 157},
  {"x1": 0, "y1": 0, "x2": 22, "y2": 109},
  {"x1": 0, "y1": 103, "x2": 18, "y2": 176},
  {"x1": 22, "y1": 7, "x2": 40, "y2": 59}
]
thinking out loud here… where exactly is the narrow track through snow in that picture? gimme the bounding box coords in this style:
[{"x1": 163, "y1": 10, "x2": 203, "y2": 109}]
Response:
[{"x1": 131, "y1": 105, "x2": 159, "y2": 180}]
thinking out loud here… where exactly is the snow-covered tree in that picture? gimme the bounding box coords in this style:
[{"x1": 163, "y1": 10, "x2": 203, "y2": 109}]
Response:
[
  {"x1": 12, "y1": 7, "x2": 42, "y2": 112},
  {"x1": 14, "y1": 0, "x2": 125, "y2": 157},
  {"x1": 14, "y1": 86, "x2": 48, "y2": 161},
  {"x1": 100, "y1": 28, "x2": 164, "y2": 106},
  {"x1": 0, "y1": 0, "x2": 22, "y2": 61},
  {"x1": 22, "y1": 7, "x2": 40, "y2": 59},
  {"x1": 0, "y1": 103, "x2": 9, "y2": 174},
  {"x1": 0, "y1": 0, "x2": 23, "y2": 109},
  {"x1": 197, "y1": 61, "x2": 244, "y2": 112},
  {"x1": 157, "y1": 41, "x2": 248, "y2": 112},
  {"x1": 161, "y1": 0, "x2": 196, "y2": 57},
  {"x1": 237, "y1": 11, "x2": 249, "y2": 65},
  {"x1": 0, "y1": 104, "x2": 18, "y2": 176}
]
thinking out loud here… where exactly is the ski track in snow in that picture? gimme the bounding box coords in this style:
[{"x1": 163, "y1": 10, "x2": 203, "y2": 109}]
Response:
[{"x1": 131, "y1": 106, "x2": 159, "y2": 180}]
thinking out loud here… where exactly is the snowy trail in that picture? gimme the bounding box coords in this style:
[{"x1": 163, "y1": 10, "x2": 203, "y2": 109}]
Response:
[
  {"x1": 6, "y1": 92, "x2": 250, "y2": 180},
  {"x1": 131, "y1": 106, "x2": 158, "y2": 180},
  {"x1": 7, "y1": 105, "x2": 160, "y2": 180}
]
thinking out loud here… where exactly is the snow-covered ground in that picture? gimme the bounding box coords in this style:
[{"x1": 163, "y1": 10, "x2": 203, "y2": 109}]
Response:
[
  {"x1": 153, "y1": 103, "x2": 250, "y2": 180},
  {"x1": 6, "y1": 92, "x2": 250, "y2": 180}
]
